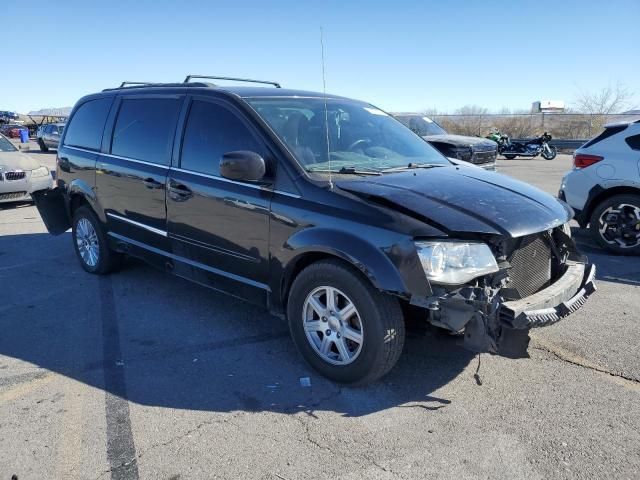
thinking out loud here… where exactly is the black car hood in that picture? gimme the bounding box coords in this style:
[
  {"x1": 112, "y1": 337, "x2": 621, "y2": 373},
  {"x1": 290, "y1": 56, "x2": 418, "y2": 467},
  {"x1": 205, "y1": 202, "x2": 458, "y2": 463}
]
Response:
[
  {"x1": 336, "y1": 166, "x2": 572, "y2": 238},
  {"x1": 423, "y1": 134, "x2": 497, "y2": 150}
]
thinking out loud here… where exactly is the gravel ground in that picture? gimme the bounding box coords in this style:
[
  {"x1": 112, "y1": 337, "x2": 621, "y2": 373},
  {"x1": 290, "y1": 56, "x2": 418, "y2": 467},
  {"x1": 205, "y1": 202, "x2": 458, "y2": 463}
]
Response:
[{"x1": 0, "y1": 148, "x2": 638, "y2": 480}]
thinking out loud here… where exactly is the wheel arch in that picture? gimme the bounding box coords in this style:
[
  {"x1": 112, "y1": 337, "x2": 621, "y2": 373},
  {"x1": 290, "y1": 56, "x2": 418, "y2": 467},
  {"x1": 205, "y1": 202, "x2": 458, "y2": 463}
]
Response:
[
  {"x1": 278, "y1": 228, "x2": 428, "y2": 311},
  {"x1": 584, "y1": 184, "x2": 640, "y2": 226},
  {"x1": 67, "y1": 179, "x2": 106, "y2": 223}
]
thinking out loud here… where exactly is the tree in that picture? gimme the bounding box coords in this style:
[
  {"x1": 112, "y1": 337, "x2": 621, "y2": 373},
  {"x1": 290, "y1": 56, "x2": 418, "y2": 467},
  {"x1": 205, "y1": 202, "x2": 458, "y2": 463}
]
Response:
[{"x1": 573, "y1": 83, "x2": 635, "y2": 115}]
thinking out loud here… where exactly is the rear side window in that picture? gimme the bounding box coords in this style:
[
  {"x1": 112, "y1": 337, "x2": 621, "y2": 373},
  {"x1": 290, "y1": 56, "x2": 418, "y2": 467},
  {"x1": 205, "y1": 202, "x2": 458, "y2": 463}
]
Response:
[
  {"x1": 625, "y1": 134, "x2": 640, "y2": 150},
  {"x1": 180, "y1": 100, "x2": 261, "y2": 176},
  {"x1": 582, "y1": 125, "x2": 627, "y2": 148},
  {"x1": 111, "y1": 97, "x2": 181, "y2": 165},
  {"x1": 64, "y1": 98, "x2": 113, "y2": 150}
]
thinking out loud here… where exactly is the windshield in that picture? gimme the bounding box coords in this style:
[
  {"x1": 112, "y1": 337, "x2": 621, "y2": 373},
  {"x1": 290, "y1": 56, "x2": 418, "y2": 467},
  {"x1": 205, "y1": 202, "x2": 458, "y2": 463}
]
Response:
[
  {"x1": 247, "y1": 98, "x2": 450, "y2": 173},
  {"x1": 0, "y1": 135, "x2": 17, "y2": 152},
  {"x1": 397, "y1": 116, "x2": 447, "y2": 136}
]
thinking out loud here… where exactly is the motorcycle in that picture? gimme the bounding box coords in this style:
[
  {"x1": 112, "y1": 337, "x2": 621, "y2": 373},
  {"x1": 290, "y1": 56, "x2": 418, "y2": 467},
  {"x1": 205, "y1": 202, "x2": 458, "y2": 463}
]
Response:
[{"x1": 499, "y1": 132, "x2": 557, "y2": 160}]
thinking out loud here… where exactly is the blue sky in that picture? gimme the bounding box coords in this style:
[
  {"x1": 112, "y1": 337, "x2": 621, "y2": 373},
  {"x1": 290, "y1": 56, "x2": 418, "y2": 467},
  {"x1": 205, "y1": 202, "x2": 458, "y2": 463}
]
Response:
[{"x1": 2, "y1": 0, "x2": 638, "y2": 113}]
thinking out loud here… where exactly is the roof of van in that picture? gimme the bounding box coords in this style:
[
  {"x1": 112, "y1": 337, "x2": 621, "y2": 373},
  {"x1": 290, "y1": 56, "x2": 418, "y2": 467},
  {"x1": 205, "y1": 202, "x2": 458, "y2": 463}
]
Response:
[{"x1": 101, "y1": 83, "x2": 352, "y2": 101}]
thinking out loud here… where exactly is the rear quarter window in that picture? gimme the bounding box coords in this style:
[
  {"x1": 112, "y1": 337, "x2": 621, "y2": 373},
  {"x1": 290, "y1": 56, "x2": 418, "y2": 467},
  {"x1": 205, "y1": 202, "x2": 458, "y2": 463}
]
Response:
[
  {"x1": 625, "y1": 134, "x2": 640, "y2": 151},
  {"x1": 64, "y1": 98, "x2": 113, "y2": 150},
  {"x1": 111, "y1": 97, "x2": 181, "y2": 165}
]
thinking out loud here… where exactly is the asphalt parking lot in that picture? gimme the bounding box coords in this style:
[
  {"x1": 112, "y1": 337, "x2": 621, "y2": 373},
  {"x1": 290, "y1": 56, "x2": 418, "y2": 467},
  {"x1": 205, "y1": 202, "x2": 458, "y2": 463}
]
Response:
[{"x1": 1, "y1": 147, "x2": 639, "y2": 479}]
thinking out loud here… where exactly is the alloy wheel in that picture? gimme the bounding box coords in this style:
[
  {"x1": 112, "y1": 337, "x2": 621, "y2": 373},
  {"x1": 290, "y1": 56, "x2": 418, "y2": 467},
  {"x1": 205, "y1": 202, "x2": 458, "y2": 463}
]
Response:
[
  {"x1": 598, "y1": 203, "x2": 640, "y2": 248},
  {"x1": 302, "y1": 286, "x2": 364, "y2": 365},
  {"x1": 75, "y1": 217, "x2": 100, "y2": 267}
]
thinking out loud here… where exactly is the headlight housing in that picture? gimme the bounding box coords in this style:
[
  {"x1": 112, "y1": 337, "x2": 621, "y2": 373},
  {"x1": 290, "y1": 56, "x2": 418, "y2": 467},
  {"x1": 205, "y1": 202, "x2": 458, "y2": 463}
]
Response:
[
  {"x1": 31, "y1": 166, "x2": 49, "y2": 178},
  {"x1": 415, "y1": 241, "x2": 499, "y2": 285}
]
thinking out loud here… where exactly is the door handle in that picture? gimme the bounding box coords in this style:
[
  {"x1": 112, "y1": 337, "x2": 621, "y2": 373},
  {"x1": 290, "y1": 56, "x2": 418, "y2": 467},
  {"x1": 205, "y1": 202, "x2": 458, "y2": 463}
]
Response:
[
  {"x1": 143, "y1": 177, "x2": 163, "y2": 189},
  {"x1": 168, "y1": 180, "x2": 193, "y2": 200}
]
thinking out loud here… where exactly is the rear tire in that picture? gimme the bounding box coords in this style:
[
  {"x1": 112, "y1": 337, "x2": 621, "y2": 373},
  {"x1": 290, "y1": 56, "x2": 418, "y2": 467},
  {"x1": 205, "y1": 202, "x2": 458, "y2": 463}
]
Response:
[
  {"x1": 38, "y1": 138, "x2": 49, "y2": 152},
  {"x1": 72, "y1": 206, "x2": 122, "y2": 274},
  {"x1": 503, "y1": 154, "x2": 516, "y2": 160},
  {"x1": 287, "y1": 259, "x2": 405, "y2": 385},
  {"x1": 589, "y1": 194, "x2": 640, "y2": 255}
]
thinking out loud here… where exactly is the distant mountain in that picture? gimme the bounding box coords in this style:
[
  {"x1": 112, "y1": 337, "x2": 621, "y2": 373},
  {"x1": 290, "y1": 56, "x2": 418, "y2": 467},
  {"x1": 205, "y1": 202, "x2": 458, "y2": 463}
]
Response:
[
  {"x1": 27, "y1": 107, "x2": 72, "y2": 116},
  {"x1": 622, "y1": 109, "x2": 640, "y2": 115}
]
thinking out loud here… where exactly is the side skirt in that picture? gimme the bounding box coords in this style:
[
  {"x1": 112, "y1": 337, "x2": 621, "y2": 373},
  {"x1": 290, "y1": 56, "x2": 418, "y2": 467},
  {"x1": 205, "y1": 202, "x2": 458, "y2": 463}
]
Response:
[{"x1": 107, "y1": 232, "x2": 270, "y2": 309}]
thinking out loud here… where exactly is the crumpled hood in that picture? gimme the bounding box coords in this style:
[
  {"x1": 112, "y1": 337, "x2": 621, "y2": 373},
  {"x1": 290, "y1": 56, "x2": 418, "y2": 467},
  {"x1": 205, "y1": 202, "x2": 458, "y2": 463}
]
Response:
[
  {"x1": 0, "y1": 151, "x2": 42, "y2": 171},
  {"x1": 423, "y1": 134, "x2": 497, "y2": 150},
  {"x1": 336, "y1": 166, "x2": 572, "y2": 238}
]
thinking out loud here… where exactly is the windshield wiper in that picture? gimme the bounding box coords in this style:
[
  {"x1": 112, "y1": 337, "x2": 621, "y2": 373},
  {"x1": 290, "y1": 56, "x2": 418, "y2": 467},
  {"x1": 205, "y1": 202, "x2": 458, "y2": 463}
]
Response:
[
  {"x1": 307, "y1": 166, "x2": 382, "y2": 176},
  {"x1": 380, "y1": 163, "x2": 445, "y2": 173}
]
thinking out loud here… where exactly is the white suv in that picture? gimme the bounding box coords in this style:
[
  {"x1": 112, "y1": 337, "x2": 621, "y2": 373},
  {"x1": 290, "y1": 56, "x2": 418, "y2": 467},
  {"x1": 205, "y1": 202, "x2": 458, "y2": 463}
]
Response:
[{"x1": 560, "y1": 120, "x2": 640, "y2": 254}]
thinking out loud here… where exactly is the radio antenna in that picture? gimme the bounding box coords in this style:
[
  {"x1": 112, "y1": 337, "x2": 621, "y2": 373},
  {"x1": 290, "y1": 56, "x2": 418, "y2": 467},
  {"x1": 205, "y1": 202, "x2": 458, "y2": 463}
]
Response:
[{"x1": 320, "y1": 27, "x2": 333, "y2": 189}]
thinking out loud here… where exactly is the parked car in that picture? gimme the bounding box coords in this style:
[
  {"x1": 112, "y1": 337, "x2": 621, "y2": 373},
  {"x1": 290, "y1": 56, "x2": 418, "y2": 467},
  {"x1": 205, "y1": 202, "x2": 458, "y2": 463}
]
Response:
[
  {"x1": 33, "y1": 76, "x2": 595, "y2": 385},
  {"x1": 393, "y1": 113, "x2": 497, "y2": 170},
  {"x1": 560, "y1": 119, "x2": 640, "y2": 254},
  {"x1": 0, "y1": 111, "x2": 19, "y2": 123},
  {"x1": 0, "y1": 134, "x2": 53, "y2": 204},
  {"x1": 36, "y1": 122, "x2": 65, "y2": 151},
  {"x1": 0, "y1": 123, "x2": 28, "y2": 139}
]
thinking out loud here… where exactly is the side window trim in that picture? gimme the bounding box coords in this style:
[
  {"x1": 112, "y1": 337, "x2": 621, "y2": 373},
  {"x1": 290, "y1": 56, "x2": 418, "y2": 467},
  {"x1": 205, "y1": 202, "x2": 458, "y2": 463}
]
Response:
[
  {"x1": 62, "y1": 96, "x2": 115, "y2": 152},
  {"x1": 106, "y1": 94, "x2": 185, "y2": 165},
  {"x1": 176, "y1": 95, "x2": 269, "y2": 175}
]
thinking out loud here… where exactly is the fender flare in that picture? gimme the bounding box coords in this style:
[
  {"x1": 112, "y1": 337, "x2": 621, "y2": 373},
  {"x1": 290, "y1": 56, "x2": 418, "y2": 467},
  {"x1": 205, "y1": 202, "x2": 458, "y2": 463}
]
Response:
[
  {"x1": 583, "y1": 181, "x2": 640, "y2": 224},
  {"x1": 282, "y1": 227, "x2": 431, "y2": 300}
]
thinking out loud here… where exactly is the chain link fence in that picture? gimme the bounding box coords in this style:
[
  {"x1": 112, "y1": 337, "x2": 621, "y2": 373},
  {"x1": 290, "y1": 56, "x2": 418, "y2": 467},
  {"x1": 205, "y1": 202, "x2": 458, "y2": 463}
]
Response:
[{"x1": 431, "y1": 113, "x2": 640, "y2": 141}]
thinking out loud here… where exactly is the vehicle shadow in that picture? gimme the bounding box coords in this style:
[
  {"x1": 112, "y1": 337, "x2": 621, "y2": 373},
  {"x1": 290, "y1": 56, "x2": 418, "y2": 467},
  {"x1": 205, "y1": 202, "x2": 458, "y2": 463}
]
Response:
[
  {"x1": 0, "y1": 232, "x2": 475, "y2": 417},
  {"x1": 0, "y1": 201, "x2": 34, "y2": 211}
]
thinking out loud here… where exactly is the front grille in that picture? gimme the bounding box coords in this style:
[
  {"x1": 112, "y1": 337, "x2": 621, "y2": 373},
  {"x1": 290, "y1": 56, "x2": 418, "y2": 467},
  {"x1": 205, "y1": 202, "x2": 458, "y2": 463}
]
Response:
[
  {"x1": 471, "y1": 150, "x2": 497, "y2": 165},
  {"x1": 503, "y1": 234, "x2": 552, "y2": 300},
  {"x1": 4, "y1": 171, "x2": 26, "y2": 181},
  {"x1": 0, "y1": 191, "x2": 27, "y2": 200}
]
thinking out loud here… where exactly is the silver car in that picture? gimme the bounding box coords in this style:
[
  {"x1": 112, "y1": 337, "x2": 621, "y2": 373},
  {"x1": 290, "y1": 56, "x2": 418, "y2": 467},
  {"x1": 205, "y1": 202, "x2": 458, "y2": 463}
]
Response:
[
  {"x1": 0, "y1": 134, "x2": 53, "y2": 204},
  {"x1": 560, "y1": 119, "x2": 640, "y2": 254},
  {"x1": 36, "y1": 122, "x2": 65, "y2": 152}
]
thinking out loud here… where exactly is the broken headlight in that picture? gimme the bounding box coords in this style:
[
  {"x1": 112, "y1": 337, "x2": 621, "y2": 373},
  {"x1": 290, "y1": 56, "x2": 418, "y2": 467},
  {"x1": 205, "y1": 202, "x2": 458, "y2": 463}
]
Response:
[{"x1": 415, "y1": 240, "x2": 499, "y2": 285}]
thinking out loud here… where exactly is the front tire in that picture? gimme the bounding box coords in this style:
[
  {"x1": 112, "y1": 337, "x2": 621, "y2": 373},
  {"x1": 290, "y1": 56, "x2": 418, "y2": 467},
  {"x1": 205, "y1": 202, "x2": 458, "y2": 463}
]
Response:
[
  {"x1": 287, "y1": 259, "x2": 405, "y2": 385},
  {"x1": 542, "y1": 146, "x2": 557, "y2": 160},
  {"x1": 38, "y1": 138, "x2": 49, "y2": 152},
  {"x1": 503, "y1": 154, "x2": 516, "y2": 160},
  {"x1": 72, "y1": 206, "x2": 122, "y2": 273},
  {"x1": 589, "y1": 194, "x2": 640, "y2": 255}
]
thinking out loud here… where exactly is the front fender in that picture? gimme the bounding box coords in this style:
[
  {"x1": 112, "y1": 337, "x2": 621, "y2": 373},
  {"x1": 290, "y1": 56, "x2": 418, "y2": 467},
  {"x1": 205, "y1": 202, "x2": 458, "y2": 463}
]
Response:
[{"x1": 284, "y1": 227, "x2": 431, "y2": 298}]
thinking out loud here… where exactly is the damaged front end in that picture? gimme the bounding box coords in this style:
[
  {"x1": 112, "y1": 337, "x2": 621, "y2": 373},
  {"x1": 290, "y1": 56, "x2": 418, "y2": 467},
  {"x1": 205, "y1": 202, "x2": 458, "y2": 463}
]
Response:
[{"x1": 421, "y1": 226, "x2": 596, "y2": 358}]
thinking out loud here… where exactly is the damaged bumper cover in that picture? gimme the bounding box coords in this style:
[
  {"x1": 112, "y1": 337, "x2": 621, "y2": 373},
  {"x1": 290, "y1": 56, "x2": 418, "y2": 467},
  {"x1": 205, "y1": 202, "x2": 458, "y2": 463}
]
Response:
[
  {"x1": 457, "y1": 261, "x2": 596, "y2": 358},
  {"x1": 499, "y1": 262, "x2": 596, "y2": 329}
]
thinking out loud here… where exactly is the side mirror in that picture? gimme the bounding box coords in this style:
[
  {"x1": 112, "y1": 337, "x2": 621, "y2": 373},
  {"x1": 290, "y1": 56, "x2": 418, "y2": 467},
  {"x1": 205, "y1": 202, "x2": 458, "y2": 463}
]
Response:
[{"x1": 220, "y1": 151, "x2": 266, "y2": 182}]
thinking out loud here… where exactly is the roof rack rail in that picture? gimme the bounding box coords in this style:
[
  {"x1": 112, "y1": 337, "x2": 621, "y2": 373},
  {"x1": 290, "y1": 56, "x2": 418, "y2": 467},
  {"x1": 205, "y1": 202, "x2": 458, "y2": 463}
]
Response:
[
  {"x1": 119, "y1": 81, "x2": 155, "y2": 88},
  {"x1": 184, "y1": 75, "x2": 281, "y2": 88}
]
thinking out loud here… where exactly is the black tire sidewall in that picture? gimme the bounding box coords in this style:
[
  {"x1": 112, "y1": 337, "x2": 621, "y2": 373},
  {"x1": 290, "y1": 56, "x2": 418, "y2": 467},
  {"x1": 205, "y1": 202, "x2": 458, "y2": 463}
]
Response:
[
  {"x1": 590, "y1": 194, "x2": 640, "y2": 255},
  {"x1": 287, "y1": 262, "x2": 396, "y2": 384},
  {"x1": 38, "y1": 139, "x2": 48, "y2": 152}
]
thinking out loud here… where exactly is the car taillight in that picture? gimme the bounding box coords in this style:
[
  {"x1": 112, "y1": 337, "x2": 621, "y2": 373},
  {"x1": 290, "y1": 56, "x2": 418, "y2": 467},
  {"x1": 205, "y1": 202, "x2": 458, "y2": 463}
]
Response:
[{"x1": 574, "y1": 153, "x2": 604, "y2": 168}]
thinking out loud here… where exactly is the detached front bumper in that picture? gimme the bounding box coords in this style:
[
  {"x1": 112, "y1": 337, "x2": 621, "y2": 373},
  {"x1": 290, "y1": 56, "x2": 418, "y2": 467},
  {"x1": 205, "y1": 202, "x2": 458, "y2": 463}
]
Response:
[
  {"x1": 500, "y1": 262, "x2": 596, "y2": 329},
  {"x1": 457, "y1": 260, "x2": 596, "y2": 358}
]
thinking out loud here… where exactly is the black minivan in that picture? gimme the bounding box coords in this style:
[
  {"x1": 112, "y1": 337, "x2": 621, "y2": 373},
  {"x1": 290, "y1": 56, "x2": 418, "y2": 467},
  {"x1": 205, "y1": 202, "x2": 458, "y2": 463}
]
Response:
[{"x1": 34, "y1": 76, "x2": 596, "y2": 385}]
